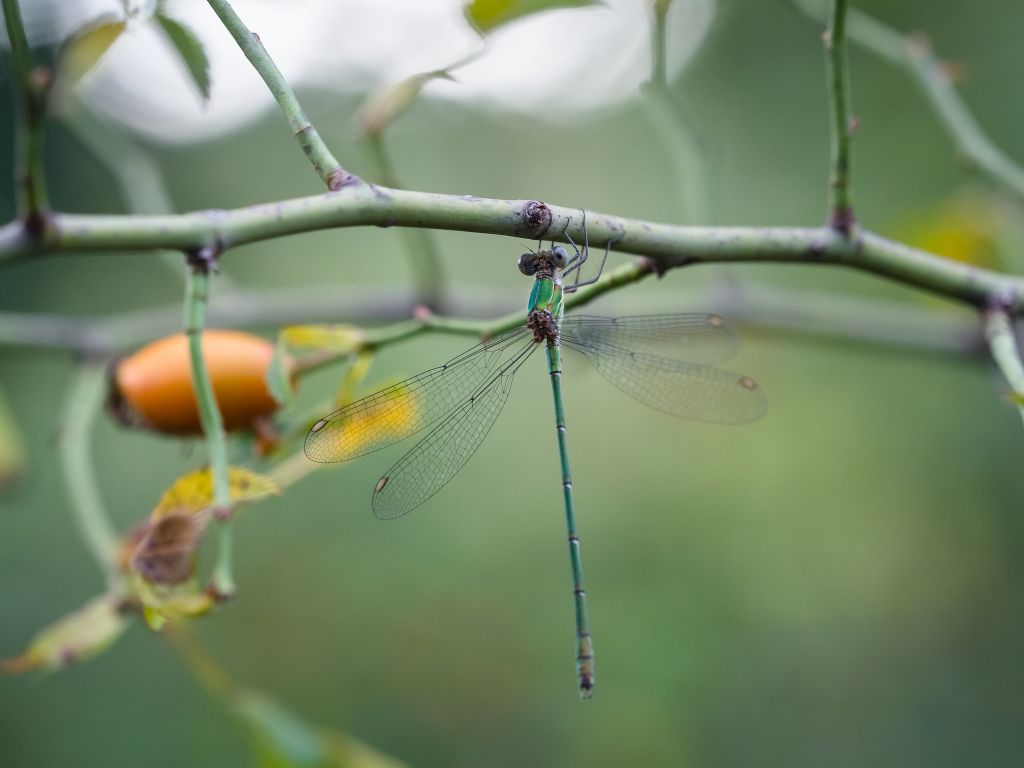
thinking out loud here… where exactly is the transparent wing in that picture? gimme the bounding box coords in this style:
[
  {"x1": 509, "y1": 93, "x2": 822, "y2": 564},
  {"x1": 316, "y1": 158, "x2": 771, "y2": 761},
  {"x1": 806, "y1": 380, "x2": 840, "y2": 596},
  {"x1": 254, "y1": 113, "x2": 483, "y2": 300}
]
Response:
[
  {"x1": 371, "y1": 342, "x2": 538, "y2": 520},
  {"x1": 559, "y1": 314, "x2": 739, "y2": 366},
  {"x1": 304, "y1": 325, "x2": 531, "y2": 463},
  {"x1": 566, "y1": 343, "x2": 767, "y2": 424}
]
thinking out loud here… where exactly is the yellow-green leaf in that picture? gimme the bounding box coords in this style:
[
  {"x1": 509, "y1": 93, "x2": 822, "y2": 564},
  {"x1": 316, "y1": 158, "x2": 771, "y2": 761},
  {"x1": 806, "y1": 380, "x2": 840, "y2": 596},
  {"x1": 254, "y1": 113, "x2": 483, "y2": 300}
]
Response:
[
  {"x1": 334, "y1": 350, "x2": 376, "y2": 408},
  {"x1": 132, "y1": 574, "x2": 217, "y2": 630},
  {"x1": 0, "y1": 387, "x2": 27, "y2": 489},
  {"x1": 154, "y1": 11, "x2": 211, "y2": 102},
  {"x1": 3, "y1": 595, "x2": 128, "y2": 675},
  {"x1": 142, "y1": 603, "x2": 166, "y2": 632},
  {"x1": 357, "y1": 71, "x2": 453, "y2": 138},
  {"x1": 152, "y1": 466, "x2": 280, "y2": 520},
  {"x1": 234, "y1": 691, "x2": 409, "y2": 768},
  {"x1": 281, "y1": 324, "x2": 365, "y2": 353},
  {"x1": 57, "y1": 16, "x2": 126, "y2": 86},
  {"x1": 464, "y1": 0, "x2": 602, "y2": 35}
]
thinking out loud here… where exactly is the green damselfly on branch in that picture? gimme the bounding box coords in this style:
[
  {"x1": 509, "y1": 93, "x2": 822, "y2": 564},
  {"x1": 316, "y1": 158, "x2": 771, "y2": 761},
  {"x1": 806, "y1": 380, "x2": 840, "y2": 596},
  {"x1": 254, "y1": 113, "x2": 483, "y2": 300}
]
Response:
[{"x1": 305, "y1": 215, "x2": 767, "y2": 698}]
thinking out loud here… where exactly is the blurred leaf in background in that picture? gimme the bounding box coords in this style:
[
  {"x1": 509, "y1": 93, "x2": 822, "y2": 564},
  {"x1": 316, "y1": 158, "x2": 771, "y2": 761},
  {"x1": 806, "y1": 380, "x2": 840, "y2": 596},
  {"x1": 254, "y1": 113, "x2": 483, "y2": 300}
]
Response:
[
  {"x1": 235, "y1": 691, "x2": 408, "y2": 768},
  {"x1": 0, "y1": 387, "x2": 27, "y2": 489},
  {"x1": 153, "y1": 7, "x2": 212, "y2": 103},
  {"x1": 465, "y1": 0, "x2": 603, "y2": 34},
  {"x1": 2, "y1": 595, "x2": 128, "y2": 675},
  {"x1": 56, "y1": 15, "x2": 125, "y2": 86}
]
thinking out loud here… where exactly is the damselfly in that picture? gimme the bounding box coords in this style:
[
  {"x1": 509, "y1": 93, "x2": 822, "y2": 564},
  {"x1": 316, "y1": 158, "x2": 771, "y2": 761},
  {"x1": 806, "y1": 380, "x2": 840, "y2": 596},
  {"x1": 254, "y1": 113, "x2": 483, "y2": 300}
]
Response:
[{"x1": 305, "y1": 217, "x2": 767, "y2": 698}]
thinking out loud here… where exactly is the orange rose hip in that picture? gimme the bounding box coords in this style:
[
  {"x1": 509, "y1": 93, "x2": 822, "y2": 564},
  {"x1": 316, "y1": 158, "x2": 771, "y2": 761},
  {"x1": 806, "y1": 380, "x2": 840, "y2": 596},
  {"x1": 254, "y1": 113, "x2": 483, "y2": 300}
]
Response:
[{"x1": 110, "y1": 330, "x2": 291, "y2": 435}]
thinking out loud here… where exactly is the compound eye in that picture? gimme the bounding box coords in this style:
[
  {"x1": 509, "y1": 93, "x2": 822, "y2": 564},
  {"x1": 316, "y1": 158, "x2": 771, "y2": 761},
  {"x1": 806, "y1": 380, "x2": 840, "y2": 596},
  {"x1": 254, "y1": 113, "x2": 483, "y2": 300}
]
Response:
[
  {"x1": 551, "y1": 245, "x2": 569, "y2": 269},
  {"x1": 518, "y1": 252, "x2": 539, "y2": 275}
]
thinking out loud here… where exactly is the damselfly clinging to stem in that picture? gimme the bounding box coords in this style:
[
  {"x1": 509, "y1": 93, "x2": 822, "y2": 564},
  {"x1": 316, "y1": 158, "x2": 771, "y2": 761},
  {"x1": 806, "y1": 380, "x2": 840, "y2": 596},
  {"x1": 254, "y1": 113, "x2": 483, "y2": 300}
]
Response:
[{"x1": 305, "y1": 212, "x2": 767, "y2": 698}]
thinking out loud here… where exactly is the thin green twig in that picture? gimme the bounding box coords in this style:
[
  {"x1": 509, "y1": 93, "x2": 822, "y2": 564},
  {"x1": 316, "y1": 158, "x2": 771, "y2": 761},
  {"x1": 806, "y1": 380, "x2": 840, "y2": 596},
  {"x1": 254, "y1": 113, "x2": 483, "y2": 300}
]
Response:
[
  {"x1": 789, "y1": 0, "x2": 1024, "y2": 206},
  {"x1": 184, "y1": 260, "x2": 234, "y2": 598},
  {"x1": 291, "y1": 260, "x2": 654, "y2": 376},
  {"x1": 0, "y1": 276, "x2": 986, "y2": 360},
  {"x1": 205, "y1": 0, "x2": 352, "y2": 190},
  {"x1": 364, "y1": 135, "x2": 446, "y2": 309},
  {"x1": 824, "y1": 0, "x2": 854, "y2": 232},
  {"x1": 2, "y1": 0, "x2": 49, "y2": 227},
  {"x1": 984, "y1": 308, "x2": 1024, "y2": 427},
  {"x1": 63, "y1": 106, "x2": 211, "y2": 287},
  {"x1": 59, "y1": 362, "x2": 121, "y2": 589},
  {"x1": 642, "y1": 0, "x2": 711, "y2": 223}
]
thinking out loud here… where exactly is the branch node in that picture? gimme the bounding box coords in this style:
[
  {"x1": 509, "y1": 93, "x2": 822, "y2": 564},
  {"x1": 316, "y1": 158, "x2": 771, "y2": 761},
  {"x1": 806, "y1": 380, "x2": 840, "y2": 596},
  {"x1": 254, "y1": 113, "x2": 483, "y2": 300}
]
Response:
[
  {"x1": 987, "y1": 286, "x2": 1018, "y2": 314},
  {"x1": 520, "y1": 200, "x2": 552, "y2": 239},
  {"x1": 204, "y1": 582, "x2": 235, "y2": 604},
  {"x1": 22, "y1": 209, "x2": 51, "y2": 240},
  {"x1": 185, "y1": 244, "x2": 222, "y2": 274},
  {"x1": 636, "y1": 255, "x2": 668, "y2": 278},
  {"x1": 829, "y1": 205, "x2": 856, "y2": 236},
  {"x1": 326, "y1": 168, "x2": 360, "y2": 191}
]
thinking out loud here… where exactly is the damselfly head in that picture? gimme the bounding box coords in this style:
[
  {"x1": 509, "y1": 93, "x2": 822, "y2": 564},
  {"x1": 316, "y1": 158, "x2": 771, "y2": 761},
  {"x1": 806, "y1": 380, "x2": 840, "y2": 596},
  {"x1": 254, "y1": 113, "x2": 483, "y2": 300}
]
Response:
[{"x1": 518, "y1": 252, "x2": 539, "y2": 276}]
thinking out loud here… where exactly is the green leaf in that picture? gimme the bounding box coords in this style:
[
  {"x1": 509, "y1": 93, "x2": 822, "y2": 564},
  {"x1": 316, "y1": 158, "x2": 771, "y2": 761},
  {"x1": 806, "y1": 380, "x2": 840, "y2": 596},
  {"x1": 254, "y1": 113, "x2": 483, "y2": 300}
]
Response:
[
  {"x1": 266, "y1": 339, "x2": 296, "y2": 407},
  {"x1": 3, "y1": 595, "x2": 128, "y2": 674},
  {"x1": 234, "y1": 691, "x2": 409, "y2": 768},
  {"x1": 154, "y1": 11, "x2": 212, "y2": 102},
  {"x1": 464, "y1": 0, "x2": 602, "y2": 35},
  {"x1": 357, "y1": 70, "x2": 454, "y2": 138},
  {"x1": 57, "y1": 16, "x2": 126, "y2": 86}
]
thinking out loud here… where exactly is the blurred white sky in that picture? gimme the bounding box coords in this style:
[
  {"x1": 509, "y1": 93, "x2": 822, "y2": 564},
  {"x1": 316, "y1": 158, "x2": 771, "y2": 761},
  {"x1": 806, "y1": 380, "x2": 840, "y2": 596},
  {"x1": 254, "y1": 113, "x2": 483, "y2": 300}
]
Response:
[{"x1": 7, "y1": 0, "x2": 714, "y2": 144}]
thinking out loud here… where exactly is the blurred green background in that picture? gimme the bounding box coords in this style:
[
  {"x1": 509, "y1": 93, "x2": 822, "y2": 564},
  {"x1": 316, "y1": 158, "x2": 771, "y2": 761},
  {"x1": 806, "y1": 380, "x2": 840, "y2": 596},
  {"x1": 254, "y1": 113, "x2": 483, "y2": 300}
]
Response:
[{"x1": 5, "y1": 1, "x2": 1024, "y2": 766}]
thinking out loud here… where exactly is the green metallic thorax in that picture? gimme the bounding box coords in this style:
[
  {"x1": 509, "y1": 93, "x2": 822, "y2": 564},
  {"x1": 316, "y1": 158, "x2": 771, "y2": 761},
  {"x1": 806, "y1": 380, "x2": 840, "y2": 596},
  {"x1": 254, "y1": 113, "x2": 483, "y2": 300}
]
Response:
[{"x1": 527, "y1": 274, "x2": 564, "y2": 322}]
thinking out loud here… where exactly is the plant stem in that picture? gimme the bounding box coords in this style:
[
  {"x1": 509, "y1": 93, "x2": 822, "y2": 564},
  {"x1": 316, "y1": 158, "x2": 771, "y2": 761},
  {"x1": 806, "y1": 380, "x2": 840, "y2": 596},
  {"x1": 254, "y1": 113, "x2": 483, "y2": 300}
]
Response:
[
  {"x1": 642, "y1": 0, "x2": 711, "y2": 223},
  {"x1": 205, "y1": 0, "x2": 352, "y2": 190},
  {"x1": 184, "y1": 262, "x2": 234, "y2": 598},
  {"x1": 824, "y1": 0, "x2": 854, "y2": 232},
  {"x1": 365, "y1": 134, "x2": 446, "y2": 309},
  {"x1": 2, "y1": 0, "x2": 49, "y2": 228},
  {"x1": 0, "y1": 277, "x2": 987, "y2": 359},
  {"x1": 984, "y1": 309, "x2": 1024, "y2": 427},
  {"x1": 789, "y1": 0, "x2": 1024, "y2": 206},
  {"x1": 59, "y1": 362, "x2": 121, "y2": 589},
  {"x1": 64, "y1": 105, "x2": 229, "y2": 288},
  {"x1": 4, "y1": 188, "x2": 1022, "y2": 312}
]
